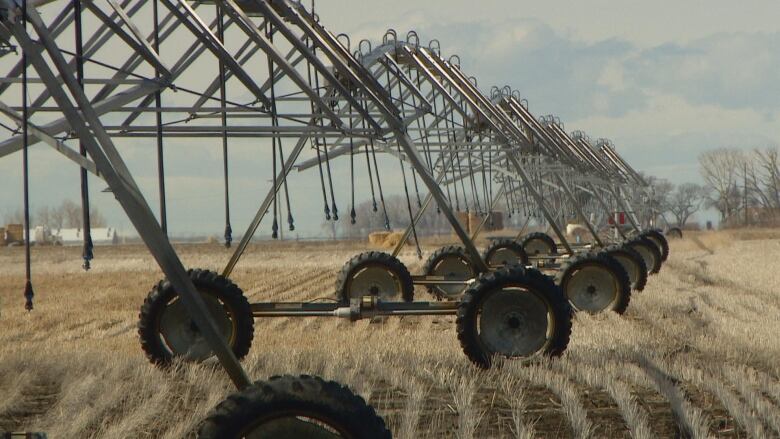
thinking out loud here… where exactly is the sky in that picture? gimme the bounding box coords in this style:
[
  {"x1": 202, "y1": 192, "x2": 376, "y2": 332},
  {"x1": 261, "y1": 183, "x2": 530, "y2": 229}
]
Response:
[{"x1": 1, "y1": 0, "x2": 779, "y2": 238}]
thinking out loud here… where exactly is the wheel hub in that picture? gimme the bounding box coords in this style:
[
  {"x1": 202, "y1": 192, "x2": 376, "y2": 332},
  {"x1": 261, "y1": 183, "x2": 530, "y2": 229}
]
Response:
[
  {"x1": 431, "y1": 255, "x2": 473, "y2": 298},
  {"x1": 525, "y1": 239, "x2": 551, "y2": 256},
  {"x1": 349, "y1": 265, "x2": 399, "y2": 300},
  {"x1": 478, "y1": 288, "x2": 551, "y2": 357},
  {"x1": 487, "y1": 248, "x2": 522, "y2": 267},
  {"x1": 506, "y1": 313, "x2": 523, "y2": 330},
  {"x1": 565, "y1": 264, "x2": 618, "y2": 312},
  {"x1": 159, "y1": 294, "x2": 234, "y2": 361}
]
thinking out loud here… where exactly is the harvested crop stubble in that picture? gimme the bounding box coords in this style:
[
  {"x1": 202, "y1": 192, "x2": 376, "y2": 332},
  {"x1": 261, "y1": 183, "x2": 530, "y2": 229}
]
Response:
[{"x1": 0, "y1": 232, "x2": 779, "y2": 438}]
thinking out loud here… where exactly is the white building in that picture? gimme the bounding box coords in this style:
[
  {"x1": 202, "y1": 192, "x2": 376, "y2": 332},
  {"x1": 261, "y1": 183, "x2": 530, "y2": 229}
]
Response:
[{"x1": 55, "y1": 227, "x2": 119, "y2": 245}]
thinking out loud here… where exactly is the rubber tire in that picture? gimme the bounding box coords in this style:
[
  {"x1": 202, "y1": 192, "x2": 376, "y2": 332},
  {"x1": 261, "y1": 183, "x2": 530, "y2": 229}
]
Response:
[
  {"x1": 627, "y1": 236, "x2": 662, "y2": 275},
  {"x1": 335, "y1": 251, "x2": 414, "y2": 303},
  {"x1": 456, "y1": 265, "x2": 572, "y2": 369},
  {"x1": 482, "y1": 238, "x2": 530, "y2": 267},
  {"x1": 555, "y1": 252, "x2": 632, "y2": 314},
  {"x1": 641, "y1": 229, "x2": 669, "y2": 262},
  {"x1": 422, "y1": 245, "x2": 477, "y2": 300},
  {"x1": 138, "y1": 269, "x2": 254, "y2": 366},
  {"x1": 198, "y1": 375, "x2": 391, "y2": 439},
  {"x1": 667, "y1": 227, "x2": 683, "y2": 239},
  {"x1": 603, "y1": 243, "x2": 648, "y2": 292},
  {"x1": 521, "y1": 232, "x2": 558, "y2": 256}
]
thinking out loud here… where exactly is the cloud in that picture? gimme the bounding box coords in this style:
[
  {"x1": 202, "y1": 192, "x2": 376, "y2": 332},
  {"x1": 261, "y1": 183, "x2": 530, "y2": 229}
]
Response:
[
  {"x1": 402, "y1": 18, "x2": 644, "y2": 120},
  {"x1": 626, "y1": 32, "x2": 780, "y2": 111}
]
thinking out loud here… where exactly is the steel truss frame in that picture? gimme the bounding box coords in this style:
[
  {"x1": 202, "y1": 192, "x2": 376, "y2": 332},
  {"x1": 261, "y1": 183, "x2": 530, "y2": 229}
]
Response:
[
  {"x1": 0, "y1": 0, "x2": 553, "y2": 387},
  {"x1": 0, "y1": 0, "x2": 656, "y2": 391}
]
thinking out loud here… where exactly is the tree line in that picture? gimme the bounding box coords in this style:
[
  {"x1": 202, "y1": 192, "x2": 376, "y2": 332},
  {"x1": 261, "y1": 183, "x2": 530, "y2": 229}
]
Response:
[
  {"x1": 648, "y1": 146, "x2": 780, "y2": 228},
  {"x1": 2, "y1": 200, "x2": 107, "y2": 229}
]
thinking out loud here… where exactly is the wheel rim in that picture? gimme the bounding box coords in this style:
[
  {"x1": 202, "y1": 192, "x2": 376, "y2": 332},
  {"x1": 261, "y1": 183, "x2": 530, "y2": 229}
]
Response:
[
  {"x1": 525, "y1": 238, "x2": 552, "y2": 256},
  {"x1": 564, "y1": 264, "x2": 619, "y2": 312},
  {"x1": 487, "y1": 247, "x2": 523, "y2": 267},
  {"x1": 347, "y1": 264, "x2": 401, "y2": 300},
  {"x1": 242, "y1": 412, "x2": 348, "y2": 439},
  {"x1": 632, "y1": 244, "x2": 656, "y2": 273},
  {"x1": 432, "y1": 254, "x2": 473, "y2": 298},
  {"x1": 159, "y1": 293, "x2": 236, "y2": 361},
  {"x1": 612, "y1": 253, "x2": 639, "y2": 290},
  {"x1": 477, "y1": 287, "x2": 553, "y2": 358}
]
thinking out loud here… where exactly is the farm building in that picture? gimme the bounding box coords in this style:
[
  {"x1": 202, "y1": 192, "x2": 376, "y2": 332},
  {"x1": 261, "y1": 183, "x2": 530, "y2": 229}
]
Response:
[{"x1": 55, "y1": 228, "x2": 120, "y2": 246}]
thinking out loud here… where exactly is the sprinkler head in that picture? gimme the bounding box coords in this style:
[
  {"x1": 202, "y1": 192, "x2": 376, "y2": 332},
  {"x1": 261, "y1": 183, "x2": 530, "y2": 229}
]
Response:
[{"x1": 24, "y1": 280, "x2": 34, "y2": 311}]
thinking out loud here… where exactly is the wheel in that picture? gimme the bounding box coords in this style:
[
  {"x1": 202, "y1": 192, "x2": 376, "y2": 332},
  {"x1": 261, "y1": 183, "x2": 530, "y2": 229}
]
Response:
[
  {"x1": 666, "y1": 227, "x2": 683, "y2": 239},
  {"x1": 198, "y1": 375, "x2": 391, "y2": 439},
  {"x1": 626, "y1": 236, "x2": 662, "y2": 275},
  {"x1": 138, "y1": 269, "x2": 254, "y2": 365},
  {"x1": 641, "y1": 229, "x2": 669, "y2": 262},
  {"x1": 335, "y1": 251, "x2": 413, "y2": 303},
  {"x1": 483, "y1": 239, "x2": 529, "y2": 268},
  {"x1": 521, "y1": 232, "x2": 557, "y2": 261},
  {"x1": 422, "y1": 245, "x2": 477, "y2": 300},
  {"x1": 604, "y1": 244, "x2": 648, "y2": 292},
  {"x1": 456, "y1": 266, "x2": 572, "y2": 369},
  {"x1": 555, "y1": 252, "x2": 631, "y2": 314}
]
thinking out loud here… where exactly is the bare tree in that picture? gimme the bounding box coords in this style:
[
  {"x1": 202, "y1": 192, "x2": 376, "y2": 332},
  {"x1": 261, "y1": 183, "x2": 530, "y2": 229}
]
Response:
[
  {"x1": 50, "y1": 204, "x2": 65, "y2": 229},
  {"x1": 699, "y1": 148, "x2": 744, "y2": 221},
  {"x1": 739, "y1": 146, "x2": 780, "y2": 225},
  {"x1": 335, "y1": 195, "x2": 461, "y2": 239},
  {"x1": 60, "y1": 199, "x2": 82, "y2": 228},
  {"x1": 2, "y1": 208, "x2": 25, "y2": 225},
  {"x1": 8, "y1": 200, "x2": 107, "y2": 229},
  {"x1": 667, "y1": 183, "x2": 707, "y2": 228},
  {"x1": 643, "y1": 175, "x2": 674, "y2": 224},
  {"x1": 90, "y1": 207, "x2": 107, "y2": 228}
]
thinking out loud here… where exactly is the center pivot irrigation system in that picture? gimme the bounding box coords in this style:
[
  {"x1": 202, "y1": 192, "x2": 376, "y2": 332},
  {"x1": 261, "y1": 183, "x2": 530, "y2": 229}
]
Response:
[{"x1": 0, "y1": 0, "x2": 672, "y2": 437}]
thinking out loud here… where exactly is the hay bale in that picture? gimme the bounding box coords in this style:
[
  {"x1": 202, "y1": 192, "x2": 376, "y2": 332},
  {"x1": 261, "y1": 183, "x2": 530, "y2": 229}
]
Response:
[
  {"x1": 566, "y1": 223, "x2": 590, "y2": 243},
  {"x1": 382, "y1": 231, "x2": 406, "y2": 249},
  {"x1": 5, "y1": 224, "x2": 23, "y2": 243},
  {"x1": 0, "y1": 227, "x2": 5, "y2": 246},
  {"x1": 368, "y1": 231, "x2": 392, "y2": 246}
]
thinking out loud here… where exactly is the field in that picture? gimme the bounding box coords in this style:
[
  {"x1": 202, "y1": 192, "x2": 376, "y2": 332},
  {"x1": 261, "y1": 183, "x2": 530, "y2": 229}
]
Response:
[{"x1": 1, "y1": 231, "x2": 780, "y2": 438}]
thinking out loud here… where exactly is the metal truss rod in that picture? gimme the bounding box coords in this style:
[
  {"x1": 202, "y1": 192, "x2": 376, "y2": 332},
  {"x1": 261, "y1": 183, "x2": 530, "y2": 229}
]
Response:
[
  {"x1": 222, "y1": 128, "x2": 311, "y2": 278},
  {"x1": 8, "y1": 5, "x2": 251, "y2": 389}
]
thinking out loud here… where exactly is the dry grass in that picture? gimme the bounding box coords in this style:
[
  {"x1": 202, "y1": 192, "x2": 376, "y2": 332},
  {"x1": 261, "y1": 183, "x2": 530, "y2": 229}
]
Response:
[{"x1": 1, "y1": 231, "x2": 780, "y2": 437}]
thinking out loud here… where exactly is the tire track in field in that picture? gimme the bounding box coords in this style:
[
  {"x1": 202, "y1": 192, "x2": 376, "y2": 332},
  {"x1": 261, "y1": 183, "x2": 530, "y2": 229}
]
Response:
[
  {"x1": 627, "y1": 282, "x2": 753, "y2": 437},
  {"x1": 43, "y1": 318, "x2": 99, "y2": 342},
  {"x1": 666, "y1": 258, "x2": 780, "y2": 312},
  {"x1": 0, "y1": 373, "x2": 60, "y2": 433}
]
